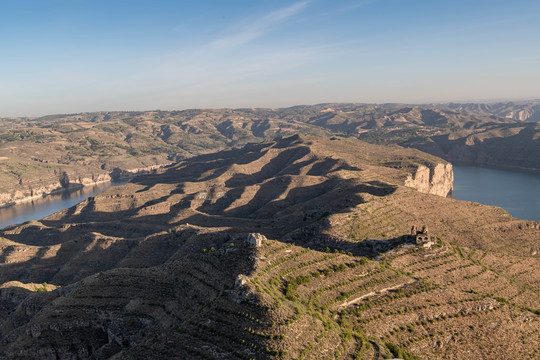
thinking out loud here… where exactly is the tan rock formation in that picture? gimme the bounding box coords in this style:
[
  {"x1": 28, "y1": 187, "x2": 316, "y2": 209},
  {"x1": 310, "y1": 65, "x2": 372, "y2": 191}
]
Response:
[
  {"x1": 245, "y1": 233, "x2": 266, "y2": 247},
  {"x1": 404, "y1": 163, "x2": 454, "y2": 197}
]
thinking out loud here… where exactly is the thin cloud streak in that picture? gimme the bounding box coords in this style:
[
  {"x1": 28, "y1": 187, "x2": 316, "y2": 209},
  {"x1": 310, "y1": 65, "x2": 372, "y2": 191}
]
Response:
[
  {"x1": 91, "y1": 1, "x2": 317, "y2": 98},
  {"x1": 337, "y1": 0, "x2": 381, "y2": 13},
  {"x1": 204, "y1": 1, "x2": 309, "y2": 50}
]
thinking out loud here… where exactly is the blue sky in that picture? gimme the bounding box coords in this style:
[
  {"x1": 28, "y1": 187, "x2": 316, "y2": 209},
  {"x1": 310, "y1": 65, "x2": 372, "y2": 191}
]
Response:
[{"x1": 0, "y1": 0, "x2": 539, "y2": 116}]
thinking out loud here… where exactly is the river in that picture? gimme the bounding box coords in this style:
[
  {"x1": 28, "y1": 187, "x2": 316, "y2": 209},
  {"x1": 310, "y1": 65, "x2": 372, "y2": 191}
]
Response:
[
  {"x1": 0, "y1": 180, "x2": 128, "y2": 229},
  {"x1": 453, "y1": 164, "x2": 540, "y2": 222}
]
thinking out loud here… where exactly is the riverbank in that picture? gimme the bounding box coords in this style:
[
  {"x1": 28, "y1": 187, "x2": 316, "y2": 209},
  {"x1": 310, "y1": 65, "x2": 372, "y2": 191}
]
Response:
[
  {"x1": 0, "y1": 164, "x2": 164, "y2": 209},
  {"x1": 449, "y1": 160, "x2": 540, "y2": 173},
  {"x1": 0, "y1": 179, "x2": 130, "y2": 229}
]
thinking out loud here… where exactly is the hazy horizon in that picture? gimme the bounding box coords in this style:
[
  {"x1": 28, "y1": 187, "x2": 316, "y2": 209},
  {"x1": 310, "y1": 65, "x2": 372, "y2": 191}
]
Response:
[
  {"x1": 4, "y1": 96, "x2": 540, "y2": 119},
  {"x1": 1, "y1": 0, "x2": 540, "y2": 117}
]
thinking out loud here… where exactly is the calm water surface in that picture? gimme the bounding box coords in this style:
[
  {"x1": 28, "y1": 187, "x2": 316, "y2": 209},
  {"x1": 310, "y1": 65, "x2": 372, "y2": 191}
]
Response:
[
  {"x1": 453, "y1": 165, "x2": 540, "y2": 222},
  {"x1": 0, "y1": 180, "x2": 128, "y2": 229}
]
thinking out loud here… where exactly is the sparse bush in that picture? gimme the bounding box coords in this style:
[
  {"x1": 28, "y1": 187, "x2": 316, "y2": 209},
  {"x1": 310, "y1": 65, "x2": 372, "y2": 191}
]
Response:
[{"x1": 34, "y1": 282, "x2": 49, "y2": 292}]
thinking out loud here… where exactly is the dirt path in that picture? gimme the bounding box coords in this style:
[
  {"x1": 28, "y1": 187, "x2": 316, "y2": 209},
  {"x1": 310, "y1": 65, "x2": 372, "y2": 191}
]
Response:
[{"x1": 339, "y1": 280, "x2": 415, "y2": 308}]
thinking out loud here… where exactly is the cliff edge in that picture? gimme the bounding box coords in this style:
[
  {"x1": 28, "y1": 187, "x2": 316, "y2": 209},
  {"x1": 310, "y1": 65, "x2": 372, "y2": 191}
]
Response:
[{"x1": 404, "y1": 163, "x2": 454, "y2": 197}]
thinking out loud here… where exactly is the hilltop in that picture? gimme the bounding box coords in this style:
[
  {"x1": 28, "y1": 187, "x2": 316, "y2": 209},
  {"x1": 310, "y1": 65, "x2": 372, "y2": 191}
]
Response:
[{"x1": 0, "y1": 135, "x2": 538, "y2": 359}]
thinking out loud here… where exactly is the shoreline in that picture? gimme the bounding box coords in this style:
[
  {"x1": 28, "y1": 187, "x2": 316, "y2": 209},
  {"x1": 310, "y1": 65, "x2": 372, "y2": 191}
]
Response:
[
  {"x1": 0, "y1": 178, "x2": 128, "y2": 210},
  {"x1": 0, "y1": 164, "x2": 166, "y2": 209},
  {"x1": 450, "y1": 160, "x2": 540, "y2": 173}
]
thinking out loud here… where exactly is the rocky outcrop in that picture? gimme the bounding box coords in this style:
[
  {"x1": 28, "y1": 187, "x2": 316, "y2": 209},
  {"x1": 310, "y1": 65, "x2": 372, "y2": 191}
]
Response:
[
  {"x1": 245, "y1": 233, "x2": 266, "y2": 247},
  {"x1": 405, "y1": 163, "x2": 454, "y2": 197}
]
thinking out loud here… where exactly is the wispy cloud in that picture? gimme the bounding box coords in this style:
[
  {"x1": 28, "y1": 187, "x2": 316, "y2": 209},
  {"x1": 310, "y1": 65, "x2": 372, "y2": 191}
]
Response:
[
  {"x1": 204, "y1": 1, "x2": 309, "y2": 50},
  {"x1": 338, "y1": 0, "x2": 380, "y2": 12}
]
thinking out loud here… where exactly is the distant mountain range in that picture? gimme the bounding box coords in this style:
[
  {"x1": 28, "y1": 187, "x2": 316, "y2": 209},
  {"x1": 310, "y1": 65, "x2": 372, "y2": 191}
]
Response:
[{"x1": 428, "y1": 100, "x2": 540, "y2": 122}]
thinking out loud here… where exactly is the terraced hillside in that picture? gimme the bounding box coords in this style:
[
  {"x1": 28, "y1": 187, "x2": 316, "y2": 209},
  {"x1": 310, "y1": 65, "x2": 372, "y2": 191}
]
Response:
[
  {"x1": 227, "y1": 237, "x2": 539, "y2": 360},
  {"x1": 0, "y1": 135, "x2": 538, "y2": 359}
]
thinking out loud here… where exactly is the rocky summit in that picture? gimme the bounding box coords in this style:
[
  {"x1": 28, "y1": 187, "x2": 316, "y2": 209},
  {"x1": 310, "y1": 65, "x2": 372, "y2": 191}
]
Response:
[{"x1": 0, "y1": 135, "x2": 539, "y2": 359}]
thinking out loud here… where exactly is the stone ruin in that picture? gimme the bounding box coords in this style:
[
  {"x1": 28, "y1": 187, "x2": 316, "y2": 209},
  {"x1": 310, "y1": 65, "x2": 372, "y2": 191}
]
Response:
[
  {"x1": 412, "y1": 225, "x2": 429, "y2": 243},
  {"x1": 407, "y1": 225, "x2": 434, "y2": 248},
  {"x1": 245, "y1": 233, "x2": 266, "y2": 247}
]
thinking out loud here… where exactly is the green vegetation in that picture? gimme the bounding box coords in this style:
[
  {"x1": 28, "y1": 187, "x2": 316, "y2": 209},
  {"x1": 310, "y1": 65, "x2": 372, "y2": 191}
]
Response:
[{"x1": 34, "y1": 282, "x2": 49, "y2": 292}]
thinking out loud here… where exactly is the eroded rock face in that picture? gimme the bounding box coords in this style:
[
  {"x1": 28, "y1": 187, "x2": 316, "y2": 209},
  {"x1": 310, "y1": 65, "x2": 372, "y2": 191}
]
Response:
[{"x1": 405, "y1": 163, "x2": 454, "y2": 197}]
